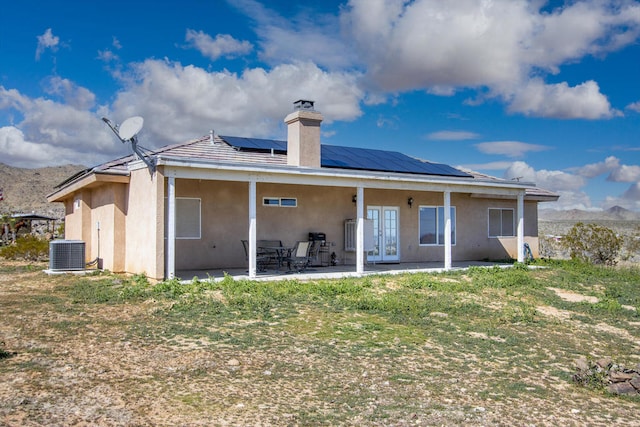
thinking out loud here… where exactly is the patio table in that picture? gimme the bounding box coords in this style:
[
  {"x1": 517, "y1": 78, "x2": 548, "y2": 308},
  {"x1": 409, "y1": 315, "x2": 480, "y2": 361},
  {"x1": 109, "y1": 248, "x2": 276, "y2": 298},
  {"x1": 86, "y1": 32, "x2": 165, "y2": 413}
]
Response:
[{"x1": 258, "y1": 245, "x2": 293, "y2": 270}]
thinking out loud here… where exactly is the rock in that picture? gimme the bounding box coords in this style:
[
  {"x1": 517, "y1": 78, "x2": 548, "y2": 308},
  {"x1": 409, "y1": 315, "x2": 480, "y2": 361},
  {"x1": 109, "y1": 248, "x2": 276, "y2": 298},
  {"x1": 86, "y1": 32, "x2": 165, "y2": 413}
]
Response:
[
  {"x1": 227, "y1": 358, "x2": 240, "y2": 366},
  {"x1": 607, "y1": 382, "x2": 639, "y2": 395},
  {"x1": 596, "y1": 358, "x2": 612, "y2": 369},
  {"x1": 610, "y1": 371, "x2": 636, "y2": 383},
  {"x1": 574, "y1": 357, "x2": 590, "y2": 371},
  {"x1": 630, "y1": 376, "x2": 640, "y2": 390}
]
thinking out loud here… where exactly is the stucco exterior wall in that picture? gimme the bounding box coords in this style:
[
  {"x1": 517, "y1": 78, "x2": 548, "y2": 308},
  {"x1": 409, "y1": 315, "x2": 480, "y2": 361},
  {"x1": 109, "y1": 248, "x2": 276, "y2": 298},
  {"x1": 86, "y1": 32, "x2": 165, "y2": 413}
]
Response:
[
  {"x1": 88, "y1": 184, "x2": 127, "y2": 272},
  {"x1": 125, "y1": 168, "x2": 165, "y2": 280},
  {"x1": 62, "y1": 191, "x2": 92, "y2": 262},
  {"x1": 172, "y1": 180, "x2": 356, "y2": 270},
  {"x1": 171, "y1": 180, "x2": 542, "y2": 271}
]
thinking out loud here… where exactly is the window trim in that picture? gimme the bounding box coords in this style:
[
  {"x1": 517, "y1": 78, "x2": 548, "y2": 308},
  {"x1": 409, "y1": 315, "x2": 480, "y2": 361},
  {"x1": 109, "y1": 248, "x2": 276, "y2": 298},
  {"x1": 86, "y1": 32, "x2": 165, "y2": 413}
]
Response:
[
  {"x1": 418, "y1": 205, "x2": 456, "y2": 246},
  {"x1": 488, "y1": 207, "x2": 515, "y2": 238},
  {"x1": 262, "y1": 197, "x2": 297, "y2": 207}
]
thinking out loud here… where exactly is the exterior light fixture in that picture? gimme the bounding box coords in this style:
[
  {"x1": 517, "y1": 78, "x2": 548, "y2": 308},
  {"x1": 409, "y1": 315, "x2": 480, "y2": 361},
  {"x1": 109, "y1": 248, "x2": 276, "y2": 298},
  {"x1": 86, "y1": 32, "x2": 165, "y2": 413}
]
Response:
[
  {"x1": 352, "y1": 194, "x2": 357, "y2": 204},
  {"x1": 408, "y1": 197, "x2": 414, "y2": 208}
]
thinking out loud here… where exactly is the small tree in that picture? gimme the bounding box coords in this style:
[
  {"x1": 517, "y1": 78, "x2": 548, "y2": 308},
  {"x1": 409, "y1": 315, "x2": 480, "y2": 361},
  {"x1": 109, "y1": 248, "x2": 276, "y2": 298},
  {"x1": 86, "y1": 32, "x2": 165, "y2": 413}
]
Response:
[{"x1": 562, "y1": 222, "x2": 622, "y2": 266}]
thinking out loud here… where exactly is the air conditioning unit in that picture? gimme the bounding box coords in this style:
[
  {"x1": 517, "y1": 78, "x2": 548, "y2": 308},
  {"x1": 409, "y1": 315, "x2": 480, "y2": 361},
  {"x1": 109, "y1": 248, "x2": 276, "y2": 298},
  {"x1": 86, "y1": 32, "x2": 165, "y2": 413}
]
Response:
[{"x1": 49, "y1": 240, "x2": 85, "y2": 271}]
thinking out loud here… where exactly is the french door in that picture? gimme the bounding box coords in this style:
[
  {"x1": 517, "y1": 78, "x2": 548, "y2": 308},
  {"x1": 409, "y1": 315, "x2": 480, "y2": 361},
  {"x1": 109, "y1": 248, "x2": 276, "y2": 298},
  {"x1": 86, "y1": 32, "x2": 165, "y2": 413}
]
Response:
[{"x1": 367, "y1": 206, "x2": 400, "y2": 262}]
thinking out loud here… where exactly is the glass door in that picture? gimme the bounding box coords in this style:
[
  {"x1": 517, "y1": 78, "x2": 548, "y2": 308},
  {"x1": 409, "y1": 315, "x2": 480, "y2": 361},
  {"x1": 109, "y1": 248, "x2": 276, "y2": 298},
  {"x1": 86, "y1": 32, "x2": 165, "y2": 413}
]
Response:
[{"x1": 367, "y1": 206, "x2": 400, "y2": 262}]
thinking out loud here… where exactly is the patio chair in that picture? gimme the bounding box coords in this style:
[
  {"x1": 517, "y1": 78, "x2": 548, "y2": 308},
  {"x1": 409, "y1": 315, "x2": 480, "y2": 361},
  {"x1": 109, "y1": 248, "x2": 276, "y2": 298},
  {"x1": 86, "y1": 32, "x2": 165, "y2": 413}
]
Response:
[
  {"x1": 241, "y1": 240, "x2": 270, "y2": 272},
  {"x1": 285, "y1": 240, "x2": 313, "y2": 273}
]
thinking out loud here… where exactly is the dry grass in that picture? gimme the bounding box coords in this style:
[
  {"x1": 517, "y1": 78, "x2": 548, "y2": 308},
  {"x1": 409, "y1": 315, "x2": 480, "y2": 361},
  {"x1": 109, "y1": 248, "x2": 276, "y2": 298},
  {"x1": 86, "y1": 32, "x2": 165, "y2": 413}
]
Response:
[{"x1": 1, "y1": 260, "x2": 639, "y2": 426}]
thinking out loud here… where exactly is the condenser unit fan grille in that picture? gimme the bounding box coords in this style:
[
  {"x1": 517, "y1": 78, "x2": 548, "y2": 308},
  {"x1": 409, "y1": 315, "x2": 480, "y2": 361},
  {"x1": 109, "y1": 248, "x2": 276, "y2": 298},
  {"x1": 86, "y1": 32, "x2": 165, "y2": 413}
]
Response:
[{"x1": 49, "y1": 240, "x2": 85, "y2": 271}]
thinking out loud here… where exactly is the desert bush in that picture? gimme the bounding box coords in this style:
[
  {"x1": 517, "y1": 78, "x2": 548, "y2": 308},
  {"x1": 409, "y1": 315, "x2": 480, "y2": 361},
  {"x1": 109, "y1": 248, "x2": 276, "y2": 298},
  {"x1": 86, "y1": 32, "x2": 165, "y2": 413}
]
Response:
[
  {"x1": 621, "y1": 226, "x2": 640, "y2": 261},
  {"x1": 538, "y1": 234, "x2": 558, "y2": 259},
  {"x1": 562, "y1": 222, "x2": 622, "y2": 266},
  {"x1": 0, "y1": 235, "x2": 49, "y2": 261}
]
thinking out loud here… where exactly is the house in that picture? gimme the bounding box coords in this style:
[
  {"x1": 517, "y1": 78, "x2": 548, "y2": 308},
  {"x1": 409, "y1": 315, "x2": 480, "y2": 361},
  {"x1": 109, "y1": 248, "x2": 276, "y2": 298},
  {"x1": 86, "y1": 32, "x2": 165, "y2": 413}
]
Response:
[{"x1": 47, "y1": 100, "x2": 558, "y2": 280}]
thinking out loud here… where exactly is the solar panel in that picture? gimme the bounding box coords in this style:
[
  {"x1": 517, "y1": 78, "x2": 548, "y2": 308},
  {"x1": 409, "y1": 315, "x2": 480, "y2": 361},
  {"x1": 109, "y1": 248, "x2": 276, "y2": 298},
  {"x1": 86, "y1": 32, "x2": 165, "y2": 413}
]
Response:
[
  {"x1": 220, "y1": 136, "x2": 286, "y2": 152},
  {"x1": 220, "y1": 136, "x2": 471, "y2": 178},
  {"x1": 321, "y1": 145, "x2": 472, "y2": 178}
]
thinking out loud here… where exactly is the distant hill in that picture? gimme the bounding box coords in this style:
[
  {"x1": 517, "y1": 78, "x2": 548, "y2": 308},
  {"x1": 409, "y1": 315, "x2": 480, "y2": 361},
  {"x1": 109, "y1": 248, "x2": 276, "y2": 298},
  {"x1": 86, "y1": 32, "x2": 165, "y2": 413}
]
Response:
[
  {"x1": 0, "y1": 163, "x2": 87, "y2": 219},
  {"x1": 539, "y1": 206, "x2": 640, "y2": 222}
]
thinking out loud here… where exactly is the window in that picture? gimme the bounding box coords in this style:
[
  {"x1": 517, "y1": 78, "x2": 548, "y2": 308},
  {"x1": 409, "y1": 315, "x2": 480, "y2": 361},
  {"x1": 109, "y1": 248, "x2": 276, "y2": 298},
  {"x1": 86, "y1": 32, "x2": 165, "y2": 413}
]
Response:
[
  {"x1": 488, "y1": 208, "x2": 514, "y2": 237},
  {"x1": 419, "y1": 206, "x2": 456, "y2": 245},
  {"x1": 165, "y1": 197, "x2": 201, "y2": 239},
  {"x1": 262, "y1": 197, "x2": 297, "y2": 207}
]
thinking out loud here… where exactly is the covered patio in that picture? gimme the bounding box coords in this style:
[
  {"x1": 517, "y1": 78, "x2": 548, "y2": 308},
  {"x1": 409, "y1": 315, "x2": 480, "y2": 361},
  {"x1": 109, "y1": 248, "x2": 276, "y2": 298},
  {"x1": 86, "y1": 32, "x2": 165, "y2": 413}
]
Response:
[{"x1": 176, "y1": 260, "x2": 511, "y2": 283}]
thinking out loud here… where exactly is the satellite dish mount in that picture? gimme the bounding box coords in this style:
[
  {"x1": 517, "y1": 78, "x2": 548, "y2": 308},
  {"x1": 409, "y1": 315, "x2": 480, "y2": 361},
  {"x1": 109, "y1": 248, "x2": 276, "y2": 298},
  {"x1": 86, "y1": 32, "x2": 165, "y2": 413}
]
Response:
[{"x1": 102, "y1": 116, "x2": 156, "y2": 173}]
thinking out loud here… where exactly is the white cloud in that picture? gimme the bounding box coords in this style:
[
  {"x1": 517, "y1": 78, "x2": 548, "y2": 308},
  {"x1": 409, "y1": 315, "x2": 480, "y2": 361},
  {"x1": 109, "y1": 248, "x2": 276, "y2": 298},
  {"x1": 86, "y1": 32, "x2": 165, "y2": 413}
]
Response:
[
  {"x1": 426, "y1": 130, "x2": 479, "y2": 141},
  {"x1": 229, "y1": 0, "x2": 354, "y2": 69},
  {"x1": 111, "y1": 59, "x2": 364, "y2": 146},
  {"x1": 340, "y1": 0, "x2": 639, "y2": 118},
  {"x1": 626, "y1": 101, "x2": 640, "y2": 112},
  {"x1": 505, "y1": 79, "x2": 618, "y2": 119},
  {"x1": 603, "y1": 183, "x2": 640, "y2": 210},
  {"x1": 475, "y1": 141, "x2": 551, "y2": 158},
  {"x1": 97, "y1": 50, "x2": 118, "y2": 63},
  {"x1": 572, "y1": 155, "x2": 620, "y2": 178},
  {"x1": 185, "y1": 30, "x2": 253, "y2": 60},
  {"x1": 0, "y1": 86, "x2": 126, "y2": 167},
  {"x1": 545, "y1": 191, "x2": 596, "y2": 211},
  {"x1": 572, "y1": 156, "x2": 640, "y2": 183},
  {"x1": 460, "y1": 161, "x2": 514, "y2": 171},
  {"x1": 622, "y1": 182, "x2": 640, "y2": 201},
  {"x1": 35, "y1": 28, "x2": 59, "y2": 60},
  {"x1": 44, "y1": 77, "x2": 96, "y2": 110},
  {"x1": 608, "y1": 164, "x2": 640, "y2": 182},
  {"x1": 504, "y1": 161, "x2": 585, "y2": 191}
]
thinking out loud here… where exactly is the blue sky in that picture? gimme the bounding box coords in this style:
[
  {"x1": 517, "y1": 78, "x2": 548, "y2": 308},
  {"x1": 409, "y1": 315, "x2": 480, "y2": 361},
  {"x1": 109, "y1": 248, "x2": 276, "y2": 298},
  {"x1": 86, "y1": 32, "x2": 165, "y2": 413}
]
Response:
[{"x1": 1, "y1": 0, "x2": 639, "y2": 211}]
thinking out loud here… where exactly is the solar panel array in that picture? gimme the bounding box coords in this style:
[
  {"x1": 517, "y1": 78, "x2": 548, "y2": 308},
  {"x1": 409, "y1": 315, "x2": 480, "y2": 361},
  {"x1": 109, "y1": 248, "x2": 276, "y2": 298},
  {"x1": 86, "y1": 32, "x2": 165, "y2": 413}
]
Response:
[
  {"x1": 220, "y1": 136, "x2": 286, "y2": 152},
  {"x1": 219, "y1": 136, "x2": 472, "y2": 178}
]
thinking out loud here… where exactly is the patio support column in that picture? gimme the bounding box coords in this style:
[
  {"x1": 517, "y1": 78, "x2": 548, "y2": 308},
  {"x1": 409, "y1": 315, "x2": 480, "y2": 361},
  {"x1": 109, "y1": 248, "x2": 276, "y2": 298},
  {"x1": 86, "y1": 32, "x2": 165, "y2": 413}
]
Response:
[
  {"x1": 166, "y1": 176, "x2": 176, "y2": 279},
  {"x1": 249, "y1": 179, "x2": 257, "y2": 279},
  {"x1": 356, "y1": 186, "x2": 364, "y2": 275},
  {"x1": 517, "y1": 192, "x2": 524, "y2": 263},
  {"x1": 444, "y1": 190, "x2": 452, "y2": 270}
]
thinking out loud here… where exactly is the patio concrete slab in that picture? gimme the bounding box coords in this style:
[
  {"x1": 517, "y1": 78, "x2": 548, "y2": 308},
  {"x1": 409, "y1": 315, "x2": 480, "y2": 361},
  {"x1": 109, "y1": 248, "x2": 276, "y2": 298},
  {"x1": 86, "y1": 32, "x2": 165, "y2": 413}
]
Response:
[{"x1": 176, "y1": 261, "x2": 509, "y2": 283}]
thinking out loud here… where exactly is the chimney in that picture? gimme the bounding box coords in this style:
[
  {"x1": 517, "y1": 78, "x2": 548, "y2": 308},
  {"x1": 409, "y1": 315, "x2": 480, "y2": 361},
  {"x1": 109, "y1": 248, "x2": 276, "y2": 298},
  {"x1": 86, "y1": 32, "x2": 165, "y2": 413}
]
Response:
[{"x1": 284, "y1": 99, "x2": 323, "y2": 167}]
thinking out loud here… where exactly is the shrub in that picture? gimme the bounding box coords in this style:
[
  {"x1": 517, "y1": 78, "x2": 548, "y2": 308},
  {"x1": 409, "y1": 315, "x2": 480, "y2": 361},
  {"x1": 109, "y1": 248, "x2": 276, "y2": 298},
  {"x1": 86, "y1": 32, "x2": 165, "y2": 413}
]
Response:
[
  {"x1": 0, "y1": 235, "x2": 49, "y2": 261},
  {"x1": 622, "y1": 226, "x2": 640, "y2": 262},
  {"x1": 562, "y1": 222, "x2": 622, "y2": 266}
]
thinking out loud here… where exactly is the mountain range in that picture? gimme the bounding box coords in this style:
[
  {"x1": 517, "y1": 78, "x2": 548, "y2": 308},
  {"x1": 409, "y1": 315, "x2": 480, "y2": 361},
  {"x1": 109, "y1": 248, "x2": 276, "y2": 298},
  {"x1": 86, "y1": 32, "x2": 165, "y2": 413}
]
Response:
[
  {"x1": 539, "y1": 206, "x2": 640, "y2": 222},
  {"x1": 0, "y1": 163, "x2": 86, "y2": 219}
]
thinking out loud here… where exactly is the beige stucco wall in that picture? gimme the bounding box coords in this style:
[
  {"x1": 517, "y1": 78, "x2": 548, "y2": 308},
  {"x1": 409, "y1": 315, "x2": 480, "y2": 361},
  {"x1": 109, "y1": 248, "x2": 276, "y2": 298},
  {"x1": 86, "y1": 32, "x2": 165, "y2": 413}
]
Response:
[
  {"x1": 125, "y1": 168, "x2": 165, "y2": 280},
  {"x1": 172, "y1": 180, "x2": 356, "y2": 270},
  {"x1": 363, "y1": 189, "x2": 539, "y2": 262},
  {"x1": 171, "y1": 180, "x2": 542, "y2": 271},
  {"x1": 88, "y1": 184, "x2": 127, "y2": 272}
]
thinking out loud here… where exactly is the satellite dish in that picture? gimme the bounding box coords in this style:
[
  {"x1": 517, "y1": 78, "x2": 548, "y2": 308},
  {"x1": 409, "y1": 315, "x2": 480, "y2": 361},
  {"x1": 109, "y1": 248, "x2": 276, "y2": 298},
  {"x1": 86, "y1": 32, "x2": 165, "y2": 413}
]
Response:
[{"x1": 118, "y1": 116, "x2": 144, "y2": 141}]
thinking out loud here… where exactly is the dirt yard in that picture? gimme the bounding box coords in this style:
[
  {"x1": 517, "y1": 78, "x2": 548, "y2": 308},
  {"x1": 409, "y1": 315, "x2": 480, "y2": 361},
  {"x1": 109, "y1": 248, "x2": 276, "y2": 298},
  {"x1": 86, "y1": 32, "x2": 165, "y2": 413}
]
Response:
[{"x1": 1, "y1": 261, "x2": 639, "y2": 426}]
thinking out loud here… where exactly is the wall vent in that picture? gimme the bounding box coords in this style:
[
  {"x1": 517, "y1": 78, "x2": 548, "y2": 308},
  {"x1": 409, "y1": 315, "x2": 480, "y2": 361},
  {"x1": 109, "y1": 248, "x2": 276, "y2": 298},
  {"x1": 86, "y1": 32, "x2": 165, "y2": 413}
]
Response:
[{"x1": 49, "y1": 240, "x2": 85, "y2": 271}]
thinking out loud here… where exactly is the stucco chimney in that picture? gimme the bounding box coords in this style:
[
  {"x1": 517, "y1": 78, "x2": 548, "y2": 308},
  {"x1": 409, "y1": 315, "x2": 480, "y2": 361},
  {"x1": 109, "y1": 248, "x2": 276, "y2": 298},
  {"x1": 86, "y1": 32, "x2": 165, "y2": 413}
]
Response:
[{"x1": 284, "y1": 100, "x2": 323, "y2": 167}]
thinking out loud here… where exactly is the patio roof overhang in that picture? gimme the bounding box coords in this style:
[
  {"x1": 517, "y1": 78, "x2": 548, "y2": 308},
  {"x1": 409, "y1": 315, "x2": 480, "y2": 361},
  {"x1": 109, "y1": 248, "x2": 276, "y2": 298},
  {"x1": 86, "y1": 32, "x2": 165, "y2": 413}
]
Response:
[
  {"x1": 47, "y1": 171, "x2": 130, "y2": 203},
  {"x1": 154, "y1": 155, "x2": 533, "y2": 197}
]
